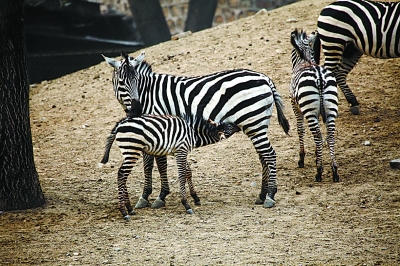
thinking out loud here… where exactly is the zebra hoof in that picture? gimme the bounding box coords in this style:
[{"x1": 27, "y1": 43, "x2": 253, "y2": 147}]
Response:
[
  {"x1": 123, "y1": 215, "x2": 131, "y2": 221},
  {"x1": 255, "y1": 197, "x2": 264, "y2": 205},
  {"x1": 194, "y1": 200, "x2": 201, "y2": 206},
  {"x1": 263, "y1": 196, "x2": 276, "y2": 208},
  {"x1": 151, "y1": 197, "x2": 166, "y2": 209},
  {"x1": 186, "y1": 209, "x2": 194, "y2": 214},
  {"x1": 135, "y1": 197, "x2": 150, "y2": 209},
  {"x1": 350, "y1": 106, "x2": 360, "y2": 115}
]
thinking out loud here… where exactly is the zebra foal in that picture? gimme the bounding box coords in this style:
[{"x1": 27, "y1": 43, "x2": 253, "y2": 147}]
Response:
[
  {"x1": 102, "y1": 52, "x2": 290, "y2": 209},
  {"x1": 100, "y1": 99, "x2": 240, "y2": 220},
  {"x1": 290, "y1": 29, "x2": 339, "y2": 182},
  {"x1": 317, "y1": 0, "x2": 400, "y2": 115}
]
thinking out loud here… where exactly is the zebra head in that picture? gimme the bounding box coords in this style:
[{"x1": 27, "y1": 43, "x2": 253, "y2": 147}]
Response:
[
  {"x1": 102, "y1": 52, "x2": 145, "y2": 111},
  {"x1": 290, "y1": 29, "x2": 321, "y2": 68},
  {"x1": 207, "y1": 119, "x2": 240, "y2": 140}
]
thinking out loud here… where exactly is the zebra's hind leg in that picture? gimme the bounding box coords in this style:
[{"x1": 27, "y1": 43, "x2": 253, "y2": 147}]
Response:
[
  {"x1": 335, "y1": 44, "x2": 363, "y2": 115},
  {"x1": 135, "y1": 153, "x2": 154, "y2": 209},
  {"x1": 326, "y1": 118, "x2": 340, "y2": 182},
  {"x1": 176, "y1": 153, "x2": 193, "y2": 214},
  {"x1": 308, "y1": 117, "x2": 324, "y2": 182},
  {"x1": 117, "y1": 160, "x2": 137, "y2": 220},
  {"x1": 291, "y1": 100, "x2": 306, "y2": 168},
  {"x1": 151, "y1": 156, "x2": 170, "y2": 209},
  {"x1": 185, "y1": 163, "x2": 201, "y2": 205},
  {"x1": 250, "y1": 132, "x2": 277, "y2": 208}
]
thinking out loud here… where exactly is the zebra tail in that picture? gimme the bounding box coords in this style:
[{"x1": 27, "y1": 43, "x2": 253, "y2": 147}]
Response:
[
  {"x1": 272, "y1": 90, "x2": 290, "y2": 135},
  {"x1": 319, "y1": 86, "x2": 327, "y2": 124},
  {"x1": 100, "y1": 125, "x2": 118, "y2": 164}
]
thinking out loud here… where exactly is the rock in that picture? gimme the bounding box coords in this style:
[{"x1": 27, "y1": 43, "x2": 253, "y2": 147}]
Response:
[
  {"x1": 171, "y1": 31, "x2": 192, "y2": 40},
  {"x1": 255, "y1": 9, "x2": 267, "y2": 16},
  {"x1": 390, "y1": 159, "x2": 400, "y2": 169}
]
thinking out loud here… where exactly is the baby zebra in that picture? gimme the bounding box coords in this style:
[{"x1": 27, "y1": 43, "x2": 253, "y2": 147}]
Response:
[
  {"x1": 289, "y1": 29, "x2": 339, "y2": 182},
  {"x1": 100, "y1": 99, "x2": 240, "y2": 220}
]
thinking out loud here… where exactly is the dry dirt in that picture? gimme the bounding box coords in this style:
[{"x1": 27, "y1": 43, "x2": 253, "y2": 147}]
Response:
[{"x1": 1, "y1": 0, "x2": 399, "y2": 265}]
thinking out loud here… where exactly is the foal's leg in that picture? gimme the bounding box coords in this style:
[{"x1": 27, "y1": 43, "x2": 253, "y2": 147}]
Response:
[
  {"x1": 185, "y1": 162, "x2": 201, "y2": 205},
  {"x1": 151, "y1": 156, "x2": 170, "y2": 208},
  {"x1": 326, "y1": 117, "x2": 339, "y2": 182},
  {"x1": 117, "y1": 158, "x2": 137, "y2": 220},
  {"x1": 291, "y1": 99, "x2": 306, "y2": 168},
  {"x1": 135, "y1": 153, "x2": 153, "y2": 208},
  {"x1": 307, "y1": 117, "x2": 324, "y2": 182},
  {"x1": 176, "y1": 152, "x2": 193, "y2": 214}
]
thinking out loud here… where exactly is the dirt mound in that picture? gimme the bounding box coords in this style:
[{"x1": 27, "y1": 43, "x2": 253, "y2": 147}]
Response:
[{"x1": 1, "y1": 0, "x2": 399, "y2": 264}]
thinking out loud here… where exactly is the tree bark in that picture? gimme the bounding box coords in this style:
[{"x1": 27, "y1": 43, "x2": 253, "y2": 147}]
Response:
[
  {"x1": 184, "y1": 0, "x2": 218, "y2": 33},
  {"x1": 128, "y1": 0, "x2": 171, "y2": 47},
  {"x1": 0, "y1": 0, "x2": 45, "y2": 211}
]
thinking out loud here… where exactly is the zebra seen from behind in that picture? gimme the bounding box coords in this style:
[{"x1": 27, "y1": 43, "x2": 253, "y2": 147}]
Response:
[
  {"x1": 290, "y1": 29, "x2": 339, "y2": 182},
  {"x1": 102, "y1": 52, "x2": 290, "y2": 210},
  {"x1": 100, "y1": 99, "x2": 240, "y2": 220},
  {"x1": 317, "y1": 0, "x2": 400, "y2": 115}
]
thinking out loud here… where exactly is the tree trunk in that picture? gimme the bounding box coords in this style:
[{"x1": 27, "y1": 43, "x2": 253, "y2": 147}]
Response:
[
  {"x1": 184, "y1": 0, "x2": 218, "y2": 33},
  {"x1": 0, "y1": 0, "x2": 45, "y2": 211},
  {"x1": 128, "y1": 0, "x2": 171, "y2": 47}
]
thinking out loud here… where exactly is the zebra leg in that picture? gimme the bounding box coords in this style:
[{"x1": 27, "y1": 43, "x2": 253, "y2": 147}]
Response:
[
  {"x1": 291, "y1": 100, "x2": 306, "y2": 168},
  {"x1": 151, "y1": 156, "x2": 170, "y2": 209},
  {"x1": 185, "y1": 162, "x2": 201, "y2": 205},
  {"x1": 176, "y1": 153, "x2": 193, "y2": 214},
  {"x1": 326, "y1": 118, "x2": 339, "y2": 182},
  {"x1": 335, "y1": 44, "x2": 363, "y2": 115},
  {"x1": 135, "y1": 153, "x2": 153, "y2": 209},
  {"x1": 250, "y1": 132, "x2": 277, "y2": 208},
  {"x1": 117, "y1": 160, "x2": 137, "y2": 220},
  {"x1": 308, "y1": 118, "x2": 323, "y2": 182}
]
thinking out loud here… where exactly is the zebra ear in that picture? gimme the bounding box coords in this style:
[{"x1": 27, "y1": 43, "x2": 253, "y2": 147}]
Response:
[
  {"x1": 129, "y1": 51, "x2": 145, "y2": 67},
  {"x1": 102, "y1": 55, "x2": 121, "y2": 69},
  {"x1": 312, "y1": 32, "x2": 321, "y2": 65},
  {"x1": 290, "y1": 31, "x2": 305, "y2": 59}
]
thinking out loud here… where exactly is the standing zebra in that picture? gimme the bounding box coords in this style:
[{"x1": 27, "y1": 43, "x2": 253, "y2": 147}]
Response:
[
  {"x1": 317, "y1": 0, "x2": 400, "y2": 115},
  {"x1": 100, "y1": 99, "x2": 240, "y2": 220},
  {"x1": 290, "y1": 29, "x2": 339, "y2": 182},
  {"x1": 102, "y1": 53, "x2": 290, "y2": 209}
]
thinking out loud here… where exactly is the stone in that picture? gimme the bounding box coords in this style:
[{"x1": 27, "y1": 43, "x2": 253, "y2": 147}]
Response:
[{"x1": 389, "y1": 159, "x2": 400, "y2": 169}]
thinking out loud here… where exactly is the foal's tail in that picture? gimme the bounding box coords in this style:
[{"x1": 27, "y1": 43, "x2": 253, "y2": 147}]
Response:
[{"x1": 100, "y1": 123, "x2": 118, "y2": 164}]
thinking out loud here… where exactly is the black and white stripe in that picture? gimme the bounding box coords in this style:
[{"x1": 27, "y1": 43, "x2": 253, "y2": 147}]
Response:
[
  {"x1": 290, "y1": 29, "x2": 339, "y2": 182},
  {"x1": 317, "y1": 0, "x2": 400, "y2": 114},
  {"x1": 103, "y1": 53, "x2": 290, "y2": 209},
  {"x1": 101, "y1": 99, "x2": 240, "y2": 219}
]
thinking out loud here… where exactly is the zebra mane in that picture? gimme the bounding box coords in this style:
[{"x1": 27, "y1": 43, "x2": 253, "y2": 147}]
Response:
[
  {"x1": 134, "y1": 60, "x2": 153, "y2": 75},
  {"x1": 291, "y1": 28, "x2": 320, "y2": 66}
]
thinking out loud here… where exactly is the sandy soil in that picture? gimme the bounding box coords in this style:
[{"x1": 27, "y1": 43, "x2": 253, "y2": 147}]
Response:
[{"x1": 1, "y1": 0, "x2": 399, "y2": 265}]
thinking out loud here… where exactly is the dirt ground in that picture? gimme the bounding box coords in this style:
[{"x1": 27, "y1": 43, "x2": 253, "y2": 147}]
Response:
[{"x1": 1, "y1": 0, "x2": 399, "y2": 265}]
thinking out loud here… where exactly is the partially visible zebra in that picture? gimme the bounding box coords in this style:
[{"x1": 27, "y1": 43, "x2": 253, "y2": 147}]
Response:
[
  {"x1": 100, "y1": 99, "x2": 240, "y2": 220},
  {"x1": 290, "y1": 29, "x2": 339, "y2": 182},
  {"x1": 102, "y1": 52, "x2": 290, "y2": 209},
  {"x1": 317, "y1": 0, "x2": 400, "y2": 115}
]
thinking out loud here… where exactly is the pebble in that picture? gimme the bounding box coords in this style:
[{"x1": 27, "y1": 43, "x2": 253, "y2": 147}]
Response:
[{"x1": 390, "y1": 159, "x2": 400, "y2": 169}]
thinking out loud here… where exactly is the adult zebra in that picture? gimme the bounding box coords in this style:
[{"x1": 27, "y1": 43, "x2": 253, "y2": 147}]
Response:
[
  {"x1": 103, "y1": 53, "x2": 290, "y2": 209},
  {"x1": 317, "y1": 0, "x2": 400, "y2": 115},
  {"x1": 100, "y1": 99, "x2": 240, "y2": 220},
  {"x1": 290, "y1": 29, "x2": 339, "y2": 182}
]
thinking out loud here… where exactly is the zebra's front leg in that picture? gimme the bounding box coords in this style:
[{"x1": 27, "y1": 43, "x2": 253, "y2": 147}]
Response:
[
  {"x1": 185, "y1": 163, "x2": 201, "y2": 205},
  {"x1": 176, "y1": 153, "x2": 194, "y2": 214},
  {"x1": 309, "y1": 119, "x2": 323, "y2": 182},
  {"x1": 135, "y1": 153, "x2": 153, "y2": 208},
  {"x1": 117, "y1": 160, "x2": 137, "y2": 220},
  {"x1": 251, "y1": 133, "x2": 277, "y2": 208},
  {"x1": 151, "y1": 156, "x2": 170, "y2": 209}
]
